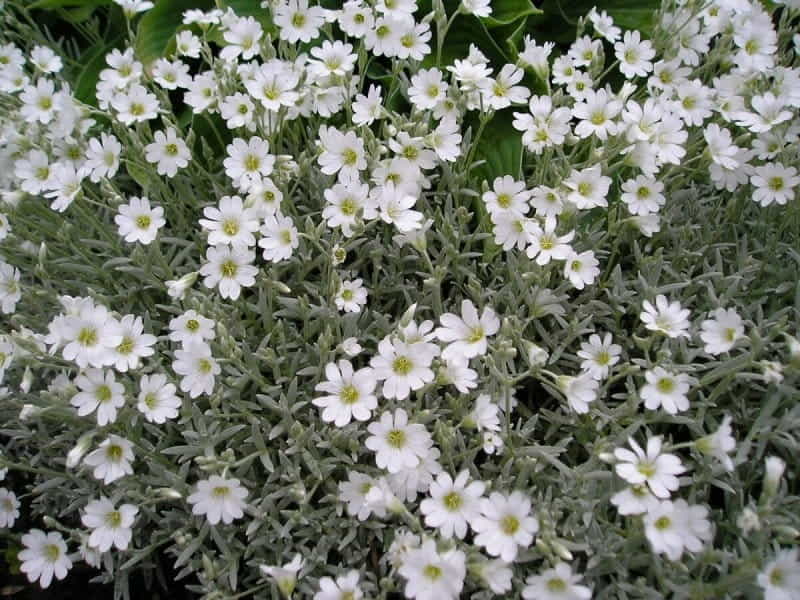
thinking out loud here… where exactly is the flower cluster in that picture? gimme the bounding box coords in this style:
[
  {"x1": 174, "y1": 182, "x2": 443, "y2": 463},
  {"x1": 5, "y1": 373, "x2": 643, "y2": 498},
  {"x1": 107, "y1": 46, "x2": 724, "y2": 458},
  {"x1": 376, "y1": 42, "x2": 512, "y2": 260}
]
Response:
[{"x1": 0, "y1": 0, "x2": 798, "y2": 597}]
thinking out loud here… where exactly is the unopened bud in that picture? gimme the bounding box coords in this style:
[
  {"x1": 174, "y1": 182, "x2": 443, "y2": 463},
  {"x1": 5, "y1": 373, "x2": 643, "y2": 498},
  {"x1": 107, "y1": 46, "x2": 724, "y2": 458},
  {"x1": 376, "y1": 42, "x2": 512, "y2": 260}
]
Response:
[{"x1": 66, "y1": 432, "x2": 94, "y2": 468}]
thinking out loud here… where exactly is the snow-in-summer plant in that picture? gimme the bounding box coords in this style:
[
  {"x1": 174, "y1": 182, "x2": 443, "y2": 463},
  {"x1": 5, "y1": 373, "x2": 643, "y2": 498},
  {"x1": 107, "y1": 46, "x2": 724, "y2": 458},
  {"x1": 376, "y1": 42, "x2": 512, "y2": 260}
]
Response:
[{"x1": 0, "y1": 0, "x2": 798, "y2": 597}]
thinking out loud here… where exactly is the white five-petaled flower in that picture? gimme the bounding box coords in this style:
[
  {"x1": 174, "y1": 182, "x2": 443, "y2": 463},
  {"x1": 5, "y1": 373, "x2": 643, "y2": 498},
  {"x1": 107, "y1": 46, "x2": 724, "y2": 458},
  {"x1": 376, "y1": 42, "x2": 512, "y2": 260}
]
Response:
[
  {"x1": 83, "y1": 435, "x2": 134, "y2": 485},
  {"x1": 200, "y1": 245, "x2": 258, "y2": 300},
  {"x1": 577, "y1": 332, "x2": 621, "y2": 380},
  {"x1": 199, "y1": 195, "x2": 260, "y2": 249},
  {"x1": 335, "y1": 279, "x2": 368, "y2": 313},
  {"x1": 172, "y1": 341, "x2": 220, "y2": 398},
  {"x1": 370, "y1": 337, "x2": 435, "y2": 400},
  {"x1": 144, "y1": 128, "x2": 190, "y2": 177},
  {"x1": 0, "y1": 487, "x2": 21, "y2": 528},
  {"x1": 640, "y1": 367, "x2": 692, "y2": 415},
  {"x1": 187, "y1": 475, "x2": 248, "y2": 525},
  {"x1": 115, "y1": 196, "x2": 166, "y2": 245},
  {"x1": 614, "y1": 436, "x2": 685, "y2": 498},
  {"x1": 313, "y1": 360, "x2": 378, "y2": 427},
  {"x1": 435, "y1": 300, "x2": 500, "y2": 363},
  {"x1": 70, "y1": 368, "x2": 125, "y2": 426},
  {"x1": 398, "y1": 538, "x2": 466, "y2": 600},
  {"x1": 640, "y1": 295, "x2": 691, "y2": 339},
  {"x1": 81, "y1": 497, "x2": 139, "y2": 552},
  {"x1": 365, "y1": 408, "x2": 434, "y2": 474},
  {"x1": 643, "y1": 499, "x2": 712, "y2": 561},
  {"x1": 137, "y1": 373, "x2": 182, "y2": 423},
  {"x1": 419, "y1": 471, "x2": 485, "y2": 540},
  {"x1": 522, "y1": 562, "x2": 592, "y2": 600},
  {"x1": 18, "y1": 529, "x2": 72, "y2": 589},
  {"x1": 472, "y1": 491, "x2": 539, "y2": 562},
  {"x1": 758, "y1": 548, "x2": 800, "y2": 600},
  {"x1": 259, "y1": 213, "x2": 299, "y2": 263},
  {"x1": 699, "y1": 308, "x2": 744, "y2": 355},
  {"x1": 696, "y1": 414, "x2": 736, "y2": 472}
]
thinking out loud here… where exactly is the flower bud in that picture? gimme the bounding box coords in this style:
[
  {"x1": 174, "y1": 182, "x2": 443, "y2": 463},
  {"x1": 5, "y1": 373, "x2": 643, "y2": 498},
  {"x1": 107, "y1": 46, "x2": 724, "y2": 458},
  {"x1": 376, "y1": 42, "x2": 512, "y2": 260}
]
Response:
[
  {"x1": 166, "y1": 271, "x2": 198, "y2": 299},
  {"x1": 524, "y1": 341, "x2": 549, "y2": 367},
  {"x1": 66, "y1": 432, "x2": 94, "y2": 468},
  {"x1": 763, "y1": 456, "x2": 786, "y2": 499},
  {"x1": 736, "y1": 507, "x2": 760, "y2": 534}
]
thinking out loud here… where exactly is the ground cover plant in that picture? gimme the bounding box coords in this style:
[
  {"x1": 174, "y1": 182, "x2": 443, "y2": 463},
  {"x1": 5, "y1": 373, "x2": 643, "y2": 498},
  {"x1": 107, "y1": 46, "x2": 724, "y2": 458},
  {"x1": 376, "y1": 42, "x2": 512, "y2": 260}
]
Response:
[{"x1": 0, "y1": 0, "x2": 798, "y2": 598}]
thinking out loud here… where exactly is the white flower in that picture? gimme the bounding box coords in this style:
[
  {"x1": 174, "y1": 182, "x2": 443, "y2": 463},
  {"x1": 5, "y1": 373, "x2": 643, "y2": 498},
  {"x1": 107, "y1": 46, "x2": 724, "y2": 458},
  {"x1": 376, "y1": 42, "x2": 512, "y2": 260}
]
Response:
[
  {"x1": 172, "y1": 341, "x2": 220, "y2": 398},
  {"x1": 166, "y1": 271, "x2": 197, "y2": 300},
  {"x1": 200, "y1": 245, "x2": 258, "y2": 300},
  {"x1": 113, "y1": 314, "x2": 156, "y2": 372},
  {"x1": 151, "y1": 58, "x2": 191, "y2": 90},
  {"x1": 481, "y1": 64, "x2": 530, "y2": 110},
  {"x1": 408, "y1": 68, "x2": 447, "y2": 111},
  {"x1": 522, "y1": 563, "x2": 592, "y2": 600},
  {"x1": 313, "y1": 360, "x2": 378, "y2": 427},
  {"x1": 318, "y1": 126, "x2": 367, "y2": 182},
  {"x1": 259, "y1": 213, "x2": 299, "y2": 262},
  {"x1": 696, "y1": 415, "x2": 736, "y2": 472},
  {"x1": 115, "y1": 196, "x2": 166, "y2": 245},
  {"x1": 614, "y1": 30, "x2": 655, "y2": 78},
  {"x1": 339, "y1": 471, "x2": 386, "y2": 521},
  {"x1": 335, "y1": 279, "x2": 368, "y2": 313},
  {"x1": 564, "y1": 166, "x2": 612, "y2": 209},
  {"x1": 577, "y1": 333, "x2": 621, "y2": 380},
  {"x1": 467, "y1": 394, "x2": 500, "y2": 432},
  {"x1": 144, "y1": 128, "x2": 190, "y2": 177},
  {"x1": 30, "y1": 45, "x2": 63, "y2": 73},
  {"x1": 758, "y1": 548, "x2": 800, "y2": 600},
  {"x1": 472, "y1": 491, "x2": 539, "y2": 562},
  {"x1": 640, "y1": 295, "x2": 691, "y2": 339},
  {"x1": 398, "y1": 538, "x2": 466, "y2": 600},
  {"x1": 219, "y1": 92, "x2": 256, "y2": 130},
  {"x1": 18, "y1": 529, "x2": 72, "y2": 589},
  {"x1": 640, "y1": 367, "x2": 691, "y2": 415},
  {"x1": 353, "y1": 84, "x2": 383, "y2": 126},
  {"x1": 0, "y1": 262, "x2": 22, "y2": 315},
  {"x1": 764, "y1": 456, "x2": 786, "y2": 497},
  {"x1": 111, "y1": 83, "x2": 159, "y2": 125},
  {"x1": 370, "y1": 337, "x2": 435, "y2": 400},
  {"x1": 223, "y1": 137, "x2": 275, "y2": 190},
  {"x1": 187, "y1": 475, "x2": 248, "y2": 525},
  {"x1": 563, "y1": 250, "x2": 600, "y2": 289},
  {"x1": 375, "y1": 183, "x2": 424, "y2": 233},
  {"x1": 0, "y1": 487, "x2": 20, "y2": 527},
  {"x1": 199, "y1": 195, "x2": 260, "y2": 249},
  {"x1": 365, "y1": 408, "x2": 434, "y2": 474},
  {"x1": 168, "y1": 310, "x2": 216, "y2": 346},
  {"x1": 389, "y1": 450, "x2": 442, "y2": 503},
  {"x1": 175, "y1": 30, "x2": 201, "y2": 58},
  {"x1": 420, "y1": 471, "x2": 485, "y2": 540},
  {"x1": 274, "y1": 0, "x2": 325, "y2": 44},
  {"x1": 83, "y1": 132, "x2": 122, "y2": 183},
  {"x1": 314, "y1": 570, "x2": 363, "y2": 600},
  {"x1": 435, "y1": 300, "x2": 500, "y2": 363},
  {"x1": 572, "y1": 89, "x2": 622, "y2": 140},
  {"x1": 220, "y1": 16, "x2": 263, "y2": 61},
  {"x1": 643, "y1": 499, "x2": 712, "y2": 561},
  {"x1": 340, "y1": 337, "x2": 362, "y2": 357},
  {"x1": 19, "y1": 79, "x2": 59, "y2": 124},
  {"x1": 483, "y1": 175, "x2": 530, "y2": 218},
  {"x1": 462, "y1": 0, "x2": 492, "y2": 17},
  {"x1": 81, "y1": 497, "x2": 138, "y2": 552},
  {"x1": 260, "y1": 554, "x2": 305, "y2": 598},
  {"x1": 610, "y1": 484, "x2": 658, "y2": 516},
  {"x1": 473, "y1": 557, "x2": 513, "y2": 594},
  {"x1": 614, "y1": 437, "x2": 685, "y2": 498},
  {"x1": 699, "y1": 308, "x2": 744, "y2": 355},
  {"x1": 556, "y1": 373, "x2": 598, "y2": 414},
  {"x1": 137, "y1": 373, "x2": 181, "y2": 423},
  {"x1": 620, "y1": 176, "x2": 665, "y2": 215},
  {"x1": 751, "y1": 162, "x2": 799, "y2": 207},
  {"x1": 83, "y1": 435, "x2": 134, "y2": 485},
  {"x1": 439, "y1": 357, "x2": 477, "y2": 393},
  {"x1": 70, "y1": 368, "x2": 125, "y2": 426},
  {"x1": 323, "y1": 181, "x2": 369, "y2": 237}
]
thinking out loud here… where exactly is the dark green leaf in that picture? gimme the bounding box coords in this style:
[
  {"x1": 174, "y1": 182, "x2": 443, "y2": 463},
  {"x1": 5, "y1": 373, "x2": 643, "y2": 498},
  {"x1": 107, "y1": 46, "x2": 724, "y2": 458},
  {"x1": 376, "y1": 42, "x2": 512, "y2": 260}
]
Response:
[
  {"x1": 135, "y1": 0, "x2": 212, "y2": 65},
  {"x1": 483, "y1": 0, "x2": 542, "y2": 28},
  {"x1": 472, "y1": 110, "x2": 523, "y2": 181}
]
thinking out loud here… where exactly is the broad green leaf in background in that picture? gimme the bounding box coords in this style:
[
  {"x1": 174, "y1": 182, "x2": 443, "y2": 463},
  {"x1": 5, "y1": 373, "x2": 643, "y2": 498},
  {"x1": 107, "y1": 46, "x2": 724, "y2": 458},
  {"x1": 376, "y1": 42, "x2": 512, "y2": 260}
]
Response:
[
  {"x1": 73, "y1": 37, "x2": 123, "y2": 105},
  {"x1": 28, "y1": 0, "x2": 110, "y2": 8},
  {"x1": 471, "y1": 110, "x2": 523, "y2": 182},
  {"x1": 219, "y1": 0, "x2": 277, "y2": 36},
  {"x1": 135, "y1": 0, "x2": 212, "y2": 65},
  {"x1": 482, "y1": 0, "x2": 543, "y2": 28}
]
